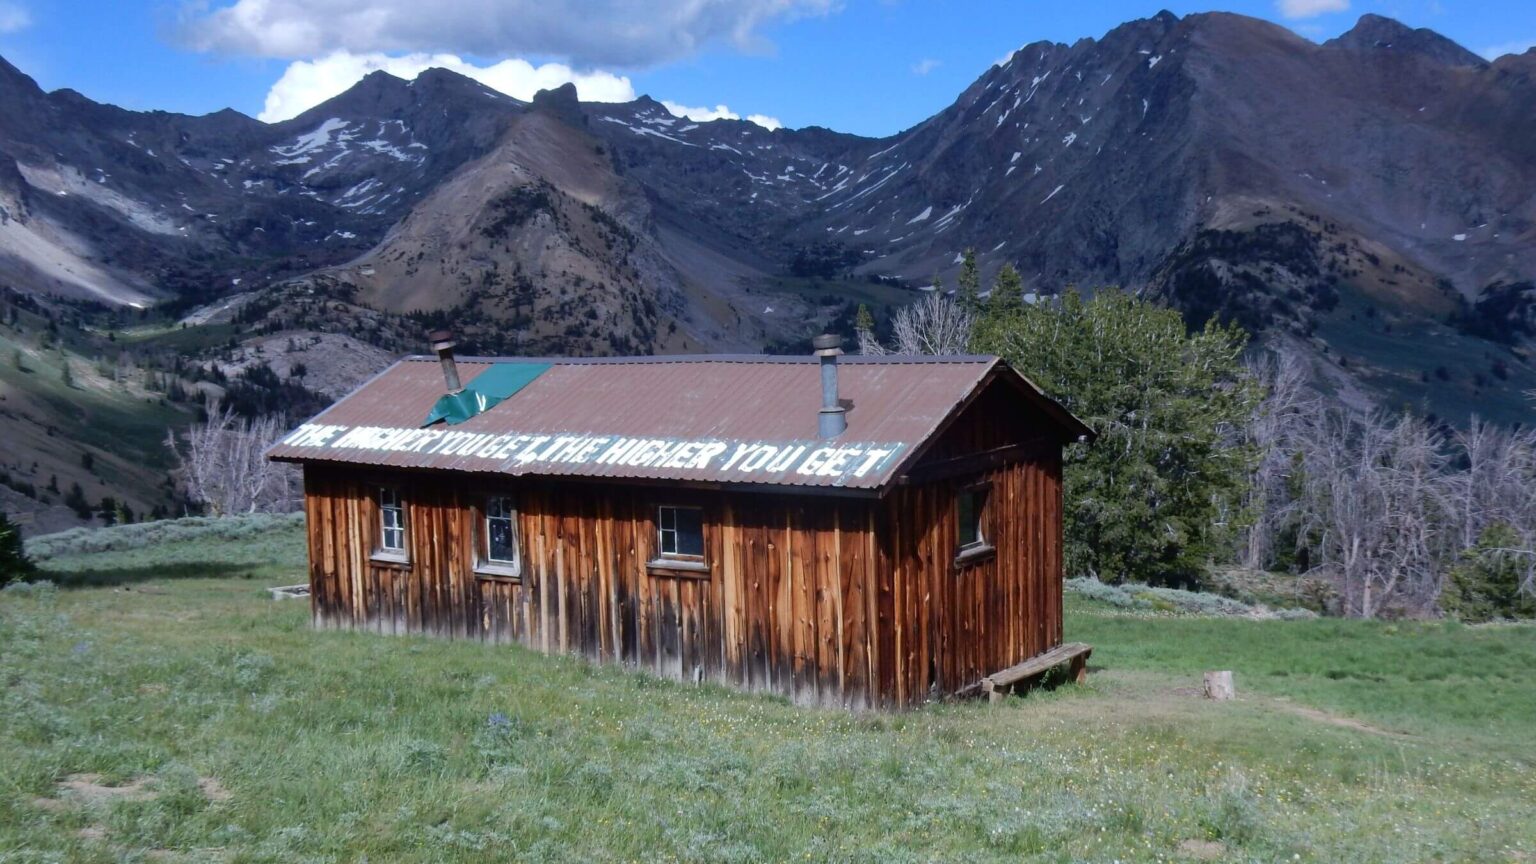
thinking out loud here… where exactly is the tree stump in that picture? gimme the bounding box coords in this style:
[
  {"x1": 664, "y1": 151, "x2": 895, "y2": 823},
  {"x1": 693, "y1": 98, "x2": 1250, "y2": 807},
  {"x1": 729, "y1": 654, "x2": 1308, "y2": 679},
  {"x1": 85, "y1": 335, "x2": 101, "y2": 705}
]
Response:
[{"x1": 1203, "y1": 671, "x2": 1235, "y2": 701}]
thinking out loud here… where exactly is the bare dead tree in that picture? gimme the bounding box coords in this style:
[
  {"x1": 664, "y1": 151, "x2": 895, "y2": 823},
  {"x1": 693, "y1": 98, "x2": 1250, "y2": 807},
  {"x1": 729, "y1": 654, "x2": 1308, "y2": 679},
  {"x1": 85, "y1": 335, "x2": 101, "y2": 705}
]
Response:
[
  {"x1": 167, "y1": 405, "x2": 300, "y2": 516},
  {"x1": 887, "y1": 292, "x2": 974, "y2": 355},
  {"x1": 856, "y1": 324, "x2": 889, "y2": 356},
  {"x1": 1240, "y1": 350, "x2": 1316, "y2": 570},
  {"x1": 1445, "y1": 418, "x2": 1536, "y2": 594},
  {"x1": 1291, "y1": 410, "x2": 1449, "y2": 618}
]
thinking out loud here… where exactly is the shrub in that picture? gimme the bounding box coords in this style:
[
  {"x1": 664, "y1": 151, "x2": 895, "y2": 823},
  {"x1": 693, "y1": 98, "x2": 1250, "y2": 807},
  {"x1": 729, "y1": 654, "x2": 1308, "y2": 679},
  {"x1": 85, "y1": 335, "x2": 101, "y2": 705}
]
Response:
[
  {"x1": 1067, "y1": 576, "x2": 1316, "y2": 619},
  {"x1": 25, "y1": 512, "x2": 304, "y2": 561}
]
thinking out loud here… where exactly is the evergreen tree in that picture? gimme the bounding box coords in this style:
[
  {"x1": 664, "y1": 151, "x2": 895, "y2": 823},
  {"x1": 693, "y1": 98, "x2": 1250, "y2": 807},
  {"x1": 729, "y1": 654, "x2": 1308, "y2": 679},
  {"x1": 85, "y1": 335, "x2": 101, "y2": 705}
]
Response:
[
  {"x1": 1441, "y1": 524, "x2": 1536, "y2": 622},
  {"x1": 855, "y1": 303, "x2": 875, "y2": 336},
  {"x1": 61, "y1": 359, "x2": 74, "y2": 388},
  {"x1": 956, "y1": 248, "x2": 981, "y2": 311},
  {"x1": 987, "y1": 263, "x2": 1024, "y2": 316},
  {"x1": 0, "y1": 510, "x2": 33, "y2": 586},
  {"x1": 64, "y1": 482, "x2": 92, "y2": 520},
  {"x1": 973, "y1": 288, "x2": 1260, "y2": 587}
]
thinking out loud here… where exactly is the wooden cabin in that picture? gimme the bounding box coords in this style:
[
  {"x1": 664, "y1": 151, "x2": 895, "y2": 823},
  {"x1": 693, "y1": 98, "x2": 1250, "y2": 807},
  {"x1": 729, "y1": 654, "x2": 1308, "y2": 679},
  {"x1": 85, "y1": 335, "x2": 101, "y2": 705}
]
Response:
[{"x1": 268, "y1": 337, "x2": 1093, "y2": 708}]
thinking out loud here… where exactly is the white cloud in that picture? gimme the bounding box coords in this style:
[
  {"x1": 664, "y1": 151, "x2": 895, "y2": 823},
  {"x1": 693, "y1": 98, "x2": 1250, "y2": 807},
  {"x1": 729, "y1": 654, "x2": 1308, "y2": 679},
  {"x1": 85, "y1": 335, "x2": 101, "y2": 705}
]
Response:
[
  {"x1": 661, "y1": 100, "x2": 782, "y2": 130},
  {"x1": 662, "y1": 101, "x2": 739, "y2": 123},
  {"x1": 911, "y1": 58, "x2": 941, "y2": 76},
  {"x1": 745, "y1": 114, "x2": 783, "y2": 131},
  {"x1": 259, "y1": 51, "x2": 636, "y2": 122},
  {"x1": 1482, "y1": 39, "x2": 1536, "y2": 60},
  {"x1": 1275, "y1": 0, "x2": 1349, "y2": 19},
  {"x1": 182, "y1": 0, "x2": 837, "y2": 68},
  {"x1": 0, "y1": 1, "x2": 30, "y2": 34}
]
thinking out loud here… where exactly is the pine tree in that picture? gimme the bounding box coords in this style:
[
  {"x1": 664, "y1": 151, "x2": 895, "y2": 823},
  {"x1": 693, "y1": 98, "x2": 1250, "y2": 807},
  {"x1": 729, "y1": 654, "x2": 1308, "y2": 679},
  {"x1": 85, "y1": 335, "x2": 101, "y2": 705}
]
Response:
[
  {"x1": 60, "y1": 359, "x2": 74, "y2": 388},
  {"x1": 973, "y1": 289, "x2": 1259, "y2": 587},
  {"x1": 986, "y1": 263, "x2": 1024, "y2": 317},
  {"x1": 956, "y1": 248, "x2": 980, "y2": 311},
  {"x1": 1442, "y1": 524, "x2": 1536, "y2": 622},
  {"x1": 0, "y1": 510, "x2": 34, "y2": 586},
  {"x1": 64, "y1": 482, "x2": 91, "y2": 519},
  {"x1": 855, "y1": 304, "x2": 875, "y2": 336}
]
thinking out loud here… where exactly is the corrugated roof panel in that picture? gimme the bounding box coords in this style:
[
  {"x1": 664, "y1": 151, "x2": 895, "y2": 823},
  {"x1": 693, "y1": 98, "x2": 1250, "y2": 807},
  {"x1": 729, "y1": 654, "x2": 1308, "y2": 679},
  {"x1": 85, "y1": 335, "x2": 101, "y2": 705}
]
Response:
[{"x1": 267, "y1": 354, "x2": 1052, "y2": 491}]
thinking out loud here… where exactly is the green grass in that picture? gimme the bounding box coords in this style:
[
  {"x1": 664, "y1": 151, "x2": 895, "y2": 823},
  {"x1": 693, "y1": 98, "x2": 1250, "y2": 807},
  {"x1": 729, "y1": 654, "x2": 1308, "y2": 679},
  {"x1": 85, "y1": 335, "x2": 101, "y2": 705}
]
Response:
[
  {"x1": 3, "y1": 517, "x2": 1534, "y2": 862},
  {"x1": 118, "y1": 322, "x2": 241, "y2": 353},
  {"x1": 0, "y1": 329, "x2": 189, "y2": 471}
]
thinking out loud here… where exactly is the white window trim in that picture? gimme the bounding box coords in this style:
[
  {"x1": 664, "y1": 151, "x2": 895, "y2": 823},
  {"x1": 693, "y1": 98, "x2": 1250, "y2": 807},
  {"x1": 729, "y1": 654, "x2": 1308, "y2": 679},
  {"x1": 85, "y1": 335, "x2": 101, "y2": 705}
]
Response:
[
  {"x1": 373, "y1": 486, "x2": 409, "y2": 564},
  {"x1": 476, "y1": 495, "x2": 522, "y2": 579}
]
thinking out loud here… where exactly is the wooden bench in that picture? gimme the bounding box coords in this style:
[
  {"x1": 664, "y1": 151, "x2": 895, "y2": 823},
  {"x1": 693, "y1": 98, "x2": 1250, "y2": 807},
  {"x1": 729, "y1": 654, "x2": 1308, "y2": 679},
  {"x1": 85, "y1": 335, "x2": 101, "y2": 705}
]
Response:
[{"x1": 980, "y1": 642, "x2": 1093, "y2": 703}]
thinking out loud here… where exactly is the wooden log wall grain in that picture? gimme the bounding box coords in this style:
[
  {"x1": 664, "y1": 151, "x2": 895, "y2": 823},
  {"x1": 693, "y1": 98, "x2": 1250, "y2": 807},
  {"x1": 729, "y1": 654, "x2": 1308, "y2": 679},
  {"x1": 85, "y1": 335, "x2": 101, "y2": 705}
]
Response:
[
  {"x1": 874, "y1": 451, "x2": 1065, "y2": 706},
  {"x1": 302, "y1": 465, "x2": 900, "y2": 708}
]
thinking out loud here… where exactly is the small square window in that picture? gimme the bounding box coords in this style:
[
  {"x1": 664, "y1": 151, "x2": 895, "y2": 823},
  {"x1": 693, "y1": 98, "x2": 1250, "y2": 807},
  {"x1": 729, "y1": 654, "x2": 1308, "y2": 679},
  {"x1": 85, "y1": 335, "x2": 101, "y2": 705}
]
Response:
[
  {"x1": 481, "y1": 496, "x2": 520, "y2": 574},
  {"x1": 958, "y1": 485, "x2": 989, "y2": 551},
  {"x1": 377, "y1": 487, "x2": 406, "y2": 556},
  {"x1": 657, "y1": 505, "x2": 704, "y2": 558}
]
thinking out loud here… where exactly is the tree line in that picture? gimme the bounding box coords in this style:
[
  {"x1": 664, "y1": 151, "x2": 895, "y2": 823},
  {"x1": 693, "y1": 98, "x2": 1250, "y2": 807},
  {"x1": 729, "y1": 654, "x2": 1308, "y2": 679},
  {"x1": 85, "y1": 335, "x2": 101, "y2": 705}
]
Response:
[{"x1": 857, "y1": 249, "x2": 1536, "y2": 620}]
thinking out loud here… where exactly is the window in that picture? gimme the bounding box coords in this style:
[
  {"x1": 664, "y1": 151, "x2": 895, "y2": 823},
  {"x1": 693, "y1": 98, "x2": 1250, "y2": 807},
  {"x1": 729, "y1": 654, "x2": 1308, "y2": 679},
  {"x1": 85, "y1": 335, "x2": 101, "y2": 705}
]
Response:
[
  {"x1": 957, "y1": 484, "x2": 990, "y2": 554},
  {"x1": 376, "y1": 487, "x2": 406, "y2": 558},
  {"x1": 657, "y1": 506, "x2": 704, "y2": 558},
  {"x1": 478, "y1": 496, "x2": 521, "y2": 576}
]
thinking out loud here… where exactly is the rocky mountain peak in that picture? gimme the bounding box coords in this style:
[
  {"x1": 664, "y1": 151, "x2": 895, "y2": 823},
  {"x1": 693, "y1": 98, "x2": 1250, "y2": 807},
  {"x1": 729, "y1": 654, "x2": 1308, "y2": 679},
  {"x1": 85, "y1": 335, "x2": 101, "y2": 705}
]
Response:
[
  {"x1": 1327, "y1": 13, "x2": 1488, "y2": 68},
  {"x1": 534, "y1": 81, "x2": 580, "y2": 105},
  {"x1": 532, "y1": 82, "x2": 584, "y2": 126},
  {"x1": 0, "y1": 53, "x2": 38, "y2": 90}
]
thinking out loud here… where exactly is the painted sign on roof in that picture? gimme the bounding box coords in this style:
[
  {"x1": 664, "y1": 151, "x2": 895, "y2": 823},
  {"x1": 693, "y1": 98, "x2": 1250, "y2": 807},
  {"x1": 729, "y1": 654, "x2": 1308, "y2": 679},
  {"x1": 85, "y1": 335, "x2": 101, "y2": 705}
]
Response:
[
  {"x1": 268, "y1": 353, "x2": 1091, "y2": 490},
  {"x1": 279, "y1": 422, "x2": 905, "y2": 486}
]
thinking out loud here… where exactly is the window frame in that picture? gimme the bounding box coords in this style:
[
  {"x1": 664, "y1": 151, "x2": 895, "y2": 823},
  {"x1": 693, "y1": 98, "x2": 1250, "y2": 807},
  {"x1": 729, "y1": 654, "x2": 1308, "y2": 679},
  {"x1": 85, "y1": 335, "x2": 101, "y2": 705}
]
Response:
[
  {"x1": 372, "y1": 486, "x2": 410, "y2": 564},
  {"x1": 475, "y1": 494, "x2": 522, "y2": 580},
  {"x1": 649, "y1": 504, "x2": 709, "y2": 578},
  {"x1": 955, "y1": 481, "x2": 995, "y2": 567}
]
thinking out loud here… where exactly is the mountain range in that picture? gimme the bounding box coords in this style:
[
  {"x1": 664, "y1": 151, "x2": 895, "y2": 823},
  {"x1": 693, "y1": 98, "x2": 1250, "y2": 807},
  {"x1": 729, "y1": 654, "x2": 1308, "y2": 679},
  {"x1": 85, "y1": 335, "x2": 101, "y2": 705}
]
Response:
[{"x1": 1, "y1": 9, "x2": 1534, "y2": 530}]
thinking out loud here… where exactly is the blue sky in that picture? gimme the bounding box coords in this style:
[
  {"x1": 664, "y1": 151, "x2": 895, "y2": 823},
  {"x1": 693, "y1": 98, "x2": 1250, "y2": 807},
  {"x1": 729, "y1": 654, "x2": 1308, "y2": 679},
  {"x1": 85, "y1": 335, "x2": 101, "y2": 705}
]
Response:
[{"x1": 1, "y1": 0, "x2": 1532, "y2": 137}]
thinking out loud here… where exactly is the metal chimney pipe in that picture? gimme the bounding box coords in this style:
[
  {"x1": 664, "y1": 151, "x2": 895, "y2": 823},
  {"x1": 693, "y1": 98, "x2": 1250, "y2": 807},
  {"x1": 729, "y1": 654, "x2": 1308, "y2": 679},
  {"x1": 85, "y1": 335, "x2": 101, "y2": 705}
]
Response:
[
  {"x1": 428, "y1": 329, "x2": 463, "y2": 394},
  {"x1": 812, "y1": 333, "x2": 847, "y2": 438}
]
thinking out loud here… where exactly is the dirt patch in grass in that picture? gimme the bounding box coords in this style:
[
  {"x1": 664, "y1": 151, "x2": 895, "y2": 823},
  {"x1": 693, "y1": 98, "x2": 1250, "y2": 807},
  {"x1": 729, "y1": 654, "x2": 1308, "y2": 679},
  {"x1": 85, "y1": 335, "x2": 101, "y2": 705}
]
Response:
[
  {"x1": 29, "y1": 796, "x2": 70, "y2": 812},
  {"x1": 1274, "y1": 700, "x2": 1413, "y2": 738},
  {"x1": 198, "y1": 776, "x2": 232, "y2": 802},
  {"x1": 33, "y1": 773, "x2": 232, "y2": 810},
  {"x1": 1177, "y1": 839, "x2": 1227, "y2": 860},
  {"x1": 1160, "y1": 682, "x2": 1414, "y2": 738},
  {"x1": 58, "y1": 773, "x2": 157, "y2": 804}
]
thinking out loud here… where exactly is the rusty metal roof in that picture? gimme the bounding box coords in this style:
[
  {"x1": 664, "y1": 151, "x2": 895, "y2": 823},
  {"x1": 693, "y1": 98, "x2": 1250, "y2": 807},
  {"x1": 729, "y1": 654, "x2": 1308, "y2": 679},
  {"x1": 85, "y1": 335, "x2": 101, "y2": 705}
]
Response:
[{"x1": 267, "y1": 354, "x2": 1089, "y2": 492}]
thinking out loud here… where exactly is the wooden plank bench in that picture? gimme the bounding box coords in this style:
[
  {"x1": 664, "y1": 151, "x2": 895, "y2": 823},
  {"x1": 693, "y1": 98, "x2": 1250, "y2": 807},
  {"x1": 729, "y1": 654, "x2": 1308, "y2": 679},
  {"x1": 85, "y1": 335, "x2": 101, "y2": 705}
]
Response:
[{"x1": 980, "y1": 642, "x2": 1092, "y2": 703}]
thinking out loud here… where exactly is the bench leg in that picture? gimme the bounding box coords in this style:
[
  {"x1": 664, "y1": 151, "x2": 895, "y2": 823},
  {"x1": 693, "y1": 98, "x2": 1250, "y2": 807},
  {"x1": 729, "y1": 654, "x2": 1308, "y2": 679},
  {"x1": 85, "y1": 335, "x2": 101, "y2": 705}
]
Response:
[{"x1": 1069, "y1": 653, "x2": 1089, "y2": 685}]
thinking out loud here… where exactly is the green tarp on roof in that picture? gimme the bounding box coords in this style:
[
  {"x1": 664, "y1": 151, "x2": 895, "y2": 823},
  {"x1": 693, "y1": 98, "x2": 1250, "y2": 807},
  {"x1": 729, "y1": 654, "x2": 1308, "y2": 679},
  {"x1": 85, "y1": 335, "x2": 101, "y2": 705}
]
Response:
[{"x1": 422, "y1": 362, "x2": 551, "y2": 426}]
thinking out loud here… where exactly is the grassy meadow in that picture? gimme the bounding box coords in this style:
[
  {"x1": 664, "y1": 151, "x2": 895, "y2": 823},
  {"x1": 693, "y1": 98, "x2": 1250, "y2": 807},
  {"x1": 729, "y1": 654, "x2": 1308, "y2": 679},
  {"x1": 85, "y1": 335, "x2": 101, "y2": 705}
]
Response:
[{"x1": 2, "y1": 517, "x2": 1534, "y2": 862}]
